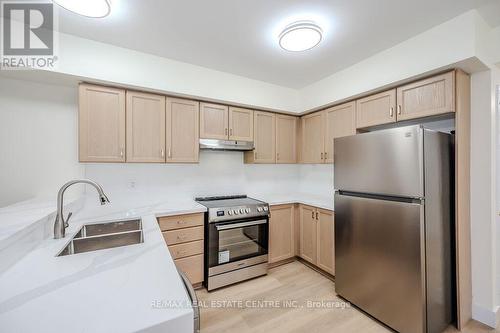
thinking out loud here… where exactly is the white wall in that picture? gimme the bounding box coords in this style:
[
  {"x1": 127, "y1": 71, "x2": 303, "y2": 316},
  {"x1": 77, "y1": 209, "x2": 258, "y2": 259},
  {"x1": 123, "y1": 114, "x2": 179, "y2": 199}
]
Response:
[
  {"x1": 52, "y1": 32, "x2": 300, "y2": 113},
  {"x1": 0, "y1": 77, "x2": 84, "y2": 207},
  {"x1": 470, "y1": 69, "x2": 498, "y2": 327}
]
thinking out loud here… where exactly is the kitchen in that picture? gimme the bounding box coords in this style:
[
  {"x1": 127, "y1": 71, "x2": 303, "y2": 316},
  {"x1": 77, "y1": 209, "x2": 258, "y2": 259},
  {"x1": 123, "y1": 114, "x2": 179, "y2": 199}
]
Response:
[{"x1": 0, "y1": 1, "x2": 499, "y2": 333}]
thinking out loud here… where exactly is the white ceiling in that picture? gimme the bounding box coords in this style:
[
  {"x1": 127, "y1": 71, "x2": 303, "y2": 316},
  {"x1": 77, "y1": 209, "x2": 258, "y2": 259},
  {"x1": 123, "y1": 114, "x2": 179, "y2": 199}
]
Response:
[{"x1": 55, "y1": 0, "x2": 496, "y2": 89}]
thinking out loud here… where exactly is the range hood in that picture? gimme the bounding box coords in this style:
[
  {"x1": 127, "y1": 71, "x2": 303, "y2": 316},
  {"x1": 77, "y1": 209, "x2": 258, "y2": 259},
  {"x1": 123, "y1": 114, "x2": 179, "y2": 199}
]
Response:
[{"x1": 199, "y1": 139, "x2": 254, "y2": 151}]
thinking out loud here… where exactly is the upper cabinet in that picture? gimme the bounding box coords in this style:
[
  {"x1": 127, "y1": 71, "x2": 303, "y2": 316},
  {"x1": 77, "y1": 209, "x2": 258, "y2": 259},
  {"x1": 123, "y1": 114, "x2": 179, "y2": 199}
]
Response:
[
  {"x1": 245, "y1": 111, "x2": 276, "y2": 163},
  {"x1": 324, "y1": 102, "x2": 356, "y2": 164},
  {"x1": 166, "y1": 98, "x2": 200, "y2": 163},
  {"x1": 300, "y1": 101, "x2": 355, "y2": 164},
  {"x1": 200, "y1": 103, "x2": 254, "y2": 142},
  {"x1": 79, "y1": 84, "x2": 126, "y2": 163},
  {"x1": 301, "y1": 112, "x2": 324, "y2": 164},
  {"x1": 126, "y1": 91, "x2": 166, "y2": 163},
  {"x1": 276, "y1": 114, "x2": 297, "y2": 164},
  {"x1": 199, "y1": 103, "x2": 229, "y2": 140},
  {"x1": 356, "y1": 89, "x2": 396, "y2": 129},
  {"x1": 396, "y1": 71, "x2": 455, "y2": 121},
  {"x1": 229, "y1": 107, "x2": 253, "y2": 141}
]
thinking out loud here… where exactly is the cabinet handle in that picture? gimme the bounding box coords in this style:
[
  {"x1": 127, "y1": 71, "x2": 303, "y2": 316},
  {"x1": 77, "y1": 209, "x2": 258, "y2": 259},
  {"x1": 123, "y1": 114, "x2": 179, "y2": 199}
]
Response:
[
  {"x1": 316, "y1": 211, "x2": 319, "y2": 220},
  {"x1": 161, "y1": 149, "x2": 164, "y2": 157},
  {"x1": 398, "y1": 105, "x2": 402, "y2": 115},
  {"x1": 168, "y1": 149, "x2": 172, "y2": 158},
  {"x1": 120, "y1": 148, "x2": 124, "y2": 158},
  {"x1": 277, "y1": 153, "x2": 280, "y2": 160},
  {"x1": 230, "y1": 128, "x2": 233, "y2": 136},
  {"x1": 311, "y1": 211, "x2": 314, "y2": 219},
  {"x1": 390, "y1": 107, "x2": 394, "y2": 117},
  {"x1": 225, "y1": 128, "x2": 228, "y2": 135},
  {"x1": 324, "y1": 152, "x2": 327, "y2": 159},
  {"x1": 321, "y1": 152, "x2": 324, "y2": 160}
]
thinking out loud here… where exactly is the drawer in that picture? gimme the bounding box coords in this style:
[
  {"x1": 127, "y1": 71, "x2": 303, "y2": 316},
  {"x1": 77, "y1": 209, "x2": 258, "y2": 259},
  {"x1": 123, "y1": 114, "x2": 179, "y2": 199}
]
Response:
[
  {"x1": 158, "y1": 213, "x2": 204, "y2": 231},
  {"x1": 175, "y1": 254, "x2": 204, "y2": 284},
  {"x1": 163, "y1": 226, "x2": 204, "y2": 245},
  {"x1": 169, "y1": 240, "x2": 204, "y2": 259}
]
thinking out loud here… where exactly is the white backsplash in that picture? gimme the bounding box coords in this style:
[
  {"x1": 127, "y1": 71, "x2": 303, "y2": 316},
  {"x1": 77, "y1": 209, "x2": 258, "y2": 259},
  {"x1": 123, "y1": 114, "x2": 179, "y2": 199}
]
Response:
[{"x1": 83, "y1": 151, "x2": 334, "y2": 209}]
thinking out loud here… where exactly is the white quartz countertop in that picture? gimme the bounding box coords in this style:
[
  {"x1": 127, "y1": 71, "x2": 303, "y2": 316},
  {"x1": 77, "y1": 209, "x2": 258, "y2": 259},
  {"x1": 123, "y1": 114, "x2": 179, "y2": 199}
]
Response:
[
  {"x1": 0, "y1": 211, "x2": 195, "y2": 333},
  {"x1": 0, "y1": 192, "x2": 332, "y2": 333}
]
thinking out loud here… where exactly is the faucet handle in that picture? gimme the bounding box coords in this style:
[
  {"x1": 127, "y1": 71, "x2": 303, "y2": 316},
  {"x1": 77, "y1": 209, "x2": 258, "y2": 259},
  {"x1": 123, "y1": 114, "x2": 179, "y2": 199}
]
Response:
[{"x1": 64, "y1": 212, "x2": 73, "y2": 228}]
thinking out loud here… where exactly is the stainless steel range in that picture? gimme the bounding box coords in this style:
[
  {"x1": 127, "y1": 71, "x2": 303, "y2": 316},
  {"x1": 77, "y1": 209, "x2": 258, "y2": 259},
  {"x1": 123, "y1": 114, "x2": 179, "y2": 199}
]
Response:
[{"x1": 195, "y1": 195, "x2": 269, "y2": 291}]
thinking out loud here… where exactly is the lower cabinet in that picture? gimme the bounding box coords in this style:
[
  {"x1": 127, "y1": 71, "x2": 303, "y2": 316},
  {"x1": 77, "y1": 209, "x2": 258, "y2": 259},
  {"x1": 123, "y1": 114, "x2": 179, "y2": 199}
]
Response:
[
  {"x1": 158, "y1": 213, "x2": 204, "y2": 285},
  {"x1": 269, "y1": 204, "x2": 295, "y2": 263},
  {"x1": 299, "y1": 204, "x2": 335, "y2": 275}
]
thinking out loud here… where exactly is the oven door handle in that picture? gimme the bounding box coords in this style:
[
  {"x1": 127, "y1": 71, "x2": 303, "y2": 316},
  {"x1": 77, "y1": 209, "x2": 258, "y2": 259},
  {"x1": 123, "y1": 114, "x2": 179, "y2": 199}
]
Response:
[{"x1": 215, "y1": 219, "x2": 267, "y2": 231}]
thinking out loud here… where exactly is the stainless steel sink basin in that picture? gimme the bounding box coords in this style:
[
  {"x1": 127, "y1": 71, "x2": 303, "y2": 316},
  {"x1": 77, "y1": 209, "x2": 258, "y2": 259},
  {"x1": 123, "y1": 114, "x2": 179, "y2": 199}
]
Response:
[{"x1": 58, "y1": 219, "x2": 144, "y2": 256}]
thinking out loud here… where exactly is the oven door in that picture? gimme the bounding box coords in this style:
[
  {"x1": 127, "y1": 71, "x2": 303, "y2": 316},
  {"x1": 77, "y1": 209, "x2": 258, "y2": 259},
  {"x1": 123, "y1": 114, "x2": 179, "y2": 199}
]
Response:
[{"x1": 208, "y1": 218, "x2": 268, "y2": 269}]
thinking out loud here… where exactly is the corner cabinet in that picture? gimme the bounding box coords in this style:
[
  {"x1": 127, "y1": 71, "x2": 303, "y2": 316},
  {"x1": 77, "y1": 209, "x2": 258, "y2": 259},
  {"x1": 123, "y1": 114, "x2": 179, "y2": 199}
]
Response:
[
  {"x1": 79, "y1": 84, "x2": 126, "y2": 162},
  {"x1": 300, "y1": 101, "x2": 356, "y2": 164},
  {"x1": 126, "y1": 91, "x2": 166, "y2": 163},
  {"x1": 324, "y1": 102, "x2": 356, "y2": 163},
  {"x1": 301, "y1": 112, "x2": 324, "y2": 164},
  {"x1": 269, "y1": 204, "x2": 295, "y2": 263},
  {"x1": 166, "y1": 98, "x2": 200, "y2": 163},
  {"x1": 299, "y1": 204, "x2": 335, "y2": 275}
]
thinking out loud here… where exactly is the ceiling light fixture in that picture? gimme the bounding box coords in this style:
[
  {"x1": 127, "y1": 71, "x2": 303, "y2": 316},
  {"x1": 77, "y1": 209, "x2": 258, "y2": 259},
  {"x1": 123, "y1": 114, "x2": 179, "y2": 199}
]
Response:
[
  {"x1": 53, "y1": 0, "x2": 111, "y2": 18},
  {"x1": 279, "y1": 21, "x2": 322, "y2": 52}
]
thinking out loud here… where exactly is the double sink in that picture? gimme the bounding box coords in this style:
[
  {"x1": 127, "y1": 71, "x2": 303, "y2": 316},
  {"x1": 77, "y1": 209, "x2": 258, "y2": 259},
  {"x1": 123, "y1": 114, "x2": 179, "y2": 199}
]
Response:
[{"x1": 58, "y1": 219, "x2": 144, "y2": 256}]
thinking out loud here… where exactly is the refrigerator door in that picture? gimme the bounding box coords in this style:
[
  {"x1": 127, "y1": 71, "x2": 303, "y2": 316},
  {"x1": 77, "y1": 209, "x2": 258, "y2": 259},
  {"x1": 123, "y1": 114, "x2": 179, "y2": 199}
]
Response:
[
  {"x1": 334, "y1": 125, "x2": 423, "y2": 198},
  {"x1": 335, "y1": 192, "x2": 425, "y2": 333}
]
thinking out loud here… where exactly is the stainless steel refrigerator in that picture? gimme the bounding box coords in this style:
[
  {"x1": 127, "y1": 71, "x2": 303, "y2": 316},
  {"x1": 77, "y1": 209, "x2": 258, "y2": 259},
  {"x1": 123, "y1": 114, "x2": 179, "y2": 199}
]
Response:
[{"x1": 334, "y1": 125, "x2": 453, "y2": 333}]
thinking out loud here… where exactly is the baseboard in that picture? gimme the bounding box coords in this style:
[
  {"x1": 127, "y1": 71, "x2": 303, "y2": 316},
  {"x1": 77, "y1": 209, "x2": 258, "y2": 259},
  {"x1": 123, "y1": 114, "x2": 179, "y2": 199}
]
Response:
[
  {"x1": 296, "y1": 257, "x2": 335, "y2": 281},
  {"x1": 268, "y1": 257, "x2": 296, "y2": 269},
  {"x1": 471, "y1": 303, "x2": 499, "y2": 328}
]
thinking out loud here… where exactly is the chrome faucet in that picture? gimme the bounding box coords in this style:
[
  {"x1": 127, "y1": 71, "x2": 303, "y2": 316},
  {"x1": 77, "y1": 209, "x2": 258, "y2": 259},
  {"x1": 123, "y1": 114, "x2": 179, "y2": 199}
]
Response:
[{"x1": 54, "y1": 179, "x2": 110, "y2": 239}]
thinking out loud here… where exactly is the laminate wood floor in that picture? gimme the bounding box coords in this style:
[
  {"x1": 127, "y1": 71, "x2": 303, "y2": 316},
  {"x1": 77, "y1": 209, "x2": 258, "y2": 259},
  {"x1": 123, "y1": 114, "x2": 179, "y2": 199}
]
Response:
[{"x1": 196, "y1": 261, "x2": 498, "y2": 333}]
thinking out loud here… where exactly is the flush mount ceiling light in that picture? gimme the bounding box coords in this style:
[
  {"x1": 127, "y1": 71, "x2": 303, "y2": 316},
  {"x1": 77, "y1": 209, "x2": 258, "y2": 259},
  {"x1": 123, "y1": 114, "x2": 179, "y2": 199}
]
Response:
[
  {"x1": 279, "y1": 21, "x2": 322, "y2": 52},
  {"x1": 53, "y1": 0, "x2": 111, "y2": 18}
]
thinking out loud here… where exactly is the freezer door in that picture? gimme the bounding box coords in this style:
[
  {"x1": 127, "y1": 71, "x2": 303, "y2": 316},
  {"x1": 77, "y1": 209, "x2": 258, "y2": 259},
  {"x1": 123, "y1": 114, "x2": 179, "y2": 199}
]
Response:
[
  {"x1": 334, "y1": 125, "x2": 423, "y2": 197},
  {"x1": 335, "y1": 193, "x2": 425, "y2": 333}
]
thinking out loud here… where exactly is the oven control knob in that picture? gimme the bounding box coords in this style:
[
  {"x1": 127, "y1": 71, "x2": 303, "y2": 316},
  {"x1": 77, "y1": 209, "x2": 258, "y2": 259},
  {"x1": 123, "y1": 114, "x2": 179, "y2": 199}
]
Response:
[
  {"x1": 263, "y1": 206, "x2": 269, "y2": 212},
  {"x1": 257, "y1": 207, "x2": 263, "y2": 212},
  {"x1": 227, "y1": 210, "x2": 233, "y2": 216},
  {"x1": 245, "y1": 208, "x2": 251, "y2": 213},
  {"x1": 240, "y1": 208, "x2": 245, "y2": 214},
  {"x1": 234, "y1": 210, "x2": 239, "y2": 215}
]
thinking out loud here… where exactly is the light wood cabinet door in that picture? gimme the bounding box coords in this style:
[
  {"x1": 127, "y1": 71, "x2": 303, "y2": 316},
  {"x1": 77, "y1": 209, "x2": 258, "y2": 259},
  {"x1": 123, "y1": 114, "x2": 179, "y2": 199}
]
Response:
[
  {"x1": 301, "y1": 112, "x2": 324, "y2": 164},
  {"x1": 397, "y1": 71, "x2": 455, "y2": 121},
  {"x1": 200, "y1": 103, "x2": 228, "y2": 140},
  {"x1": 276, "y1": 114, "x2": 297, "y2": 164},
  {"x1": 316, "y1": 209, "x2": 335, "y2": 275},
  {"x1": 299, "y1": 205, "x2": 317, "y2": 264},
  {"x1": 79, "y1": 84, "x2": 126, "y2": 162},
  {"x1": 324, "y1": 102, "x2": 356, "y2": 164},
  {"x1": 126, "y1": 91, "x2": 166, "y2": 163},
  {"x1": 356, "y1": 89, "x2": 396, "y2": 128},
  {"x1": 229, "y1": 107, "x2": 253, "y2": 141},
  {"x1": 252, "y1": 111, "x2": 276, "y2": 163},
  {"x1": 269, "y1": 204, "x2": 295, "y2": 263},
  {"x1": 166, "y1": 98, "x2": 200, "y2": 163}
]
